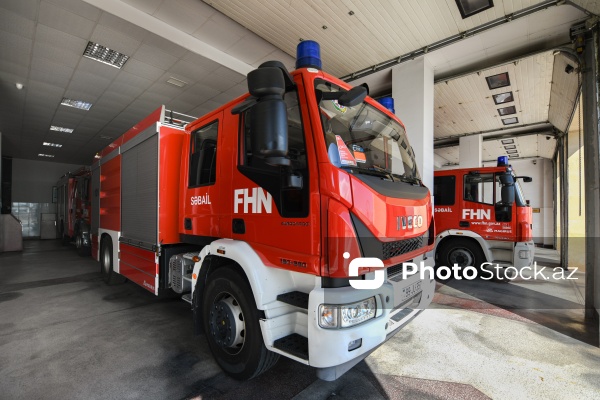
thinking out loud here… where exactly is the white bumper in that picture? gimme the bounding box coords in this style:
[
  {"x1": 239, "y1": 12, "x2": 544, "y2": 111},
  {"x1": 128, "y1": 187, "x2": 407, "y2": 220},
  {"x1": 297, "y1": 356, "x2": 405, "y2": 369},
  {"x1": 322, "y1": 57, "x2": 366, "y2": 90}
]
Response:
[{"x1": 513, "y1": 240, "x2": 535, "y2": 269}]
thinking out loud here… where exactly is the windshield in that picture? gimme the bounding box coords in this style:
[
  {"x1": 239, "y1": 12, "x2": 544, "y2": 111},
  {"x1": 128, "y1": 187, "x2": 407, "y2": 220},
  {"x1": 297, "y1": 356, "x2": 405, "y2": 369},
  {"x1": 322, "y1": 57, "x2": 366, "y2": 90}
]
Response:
[{"x1": 315, "y1": 79, "x2": 420, "y2": 183}]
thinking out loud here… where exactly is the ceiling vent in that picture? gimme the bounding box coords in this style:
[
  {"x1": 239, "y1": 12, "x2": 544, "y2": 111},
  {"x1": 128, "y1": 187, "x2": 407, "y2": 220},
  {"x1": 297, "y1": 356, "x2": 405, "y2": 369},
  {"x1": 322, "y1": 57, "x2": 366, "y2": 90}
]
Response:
[{"x1": 83, "y1": 41, "x2": 129, "y2": 69}]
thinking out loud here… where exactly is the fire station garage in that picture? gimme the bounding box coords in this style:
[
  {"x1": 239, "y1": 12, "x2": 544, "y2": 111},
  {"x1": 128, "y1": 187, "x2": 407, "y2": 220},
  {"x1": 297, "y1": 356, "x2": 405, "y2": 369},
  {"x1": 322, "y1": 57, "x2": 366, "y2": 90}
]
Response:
[{"x1": 1, "y1": 0, "x2": 600, "y2": 399}]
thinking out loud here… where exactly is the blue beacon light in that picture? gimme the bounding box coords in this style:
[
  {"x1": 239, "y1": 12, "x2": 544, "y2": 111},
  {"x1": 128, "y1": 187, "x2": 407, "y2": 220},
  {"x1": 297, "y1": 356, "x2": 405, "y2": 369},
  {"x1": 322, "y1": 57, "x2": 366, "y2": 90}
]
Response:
[
  {"x1": 296, "y1": 40, "x2": 322, "y2": 70},
  {"x1": 497, "y1": 156, "x2": 509, "y2": 166},
  {"x1": 378, "y1": 97, "x2": 395, "y2": 114}
]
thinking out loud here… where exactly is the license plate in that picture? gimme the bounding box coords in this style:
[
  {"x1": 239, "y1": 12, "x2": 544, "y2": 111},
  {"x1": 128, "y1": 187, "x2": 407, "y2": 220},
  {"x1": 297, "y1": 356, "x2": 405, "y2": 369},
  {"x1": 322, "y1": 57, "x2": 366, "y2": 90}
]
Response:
[{"x1": 399, "y1": 281, "x2": 422, "y2": 303}]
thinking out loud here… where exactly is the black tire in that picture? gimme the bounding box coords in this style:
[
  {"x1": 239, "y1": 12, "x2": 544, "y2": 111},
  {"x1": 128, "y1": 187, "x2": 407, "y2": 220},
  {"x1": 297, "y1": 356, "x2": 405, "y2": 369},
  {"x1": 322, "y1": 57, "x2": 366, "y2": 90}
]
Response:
[
  {"x1": 202, "y1": 265, "x2": 279, "y2": 380},
  {"x1": 100, "y1": 237, "x2": 126, "y2": 285},
  {"x1": 76, "y1": 232, "x2": 91, "y2": 257},
  {"x1": 438, "y1": 238, "x2": 485, "y2": 271}
]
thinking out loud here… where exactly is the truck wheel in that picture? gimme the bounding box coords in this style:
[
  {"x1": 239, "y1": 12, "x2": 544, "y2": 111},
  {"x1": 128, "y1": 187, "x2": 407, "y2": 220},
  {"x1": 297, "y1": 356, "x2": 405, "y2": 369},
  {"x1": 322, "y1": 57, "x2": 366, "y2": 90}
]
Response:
[
  {"x1": 76, "y1": 232, "x2": 91, "y2": 257},
  {"x1": 202, "y1": 265, "x2": 279, "y2": 380},
  {"x1": 438, "y1": 238, "x2": 485, "y2": 270},
  {"x1": 100, "y1": 237, "x2": 126, "y2": 285}
]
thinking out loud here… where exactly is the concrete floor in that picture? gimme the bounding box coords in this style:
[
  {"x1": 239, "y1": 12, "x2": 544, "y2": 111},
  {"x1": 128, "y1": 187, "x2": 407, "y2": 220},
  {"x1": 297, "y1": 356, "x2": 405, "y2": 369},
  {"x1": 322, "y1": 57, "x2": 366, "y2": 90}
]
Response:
[{"x1": 1, "y1": 240, "x2": 599, "y2": 399}]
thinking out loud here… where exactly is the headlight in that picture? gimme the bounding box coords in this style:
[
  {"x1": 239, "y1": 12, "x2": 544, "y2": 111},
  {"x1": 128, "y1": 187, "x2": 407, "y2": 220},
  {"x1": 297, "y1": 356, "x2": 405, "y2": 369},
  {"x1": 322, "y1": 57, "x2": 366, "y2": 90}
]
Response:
[{"x1": 318, "y1": 297, "x2": 377, "y2": 329}]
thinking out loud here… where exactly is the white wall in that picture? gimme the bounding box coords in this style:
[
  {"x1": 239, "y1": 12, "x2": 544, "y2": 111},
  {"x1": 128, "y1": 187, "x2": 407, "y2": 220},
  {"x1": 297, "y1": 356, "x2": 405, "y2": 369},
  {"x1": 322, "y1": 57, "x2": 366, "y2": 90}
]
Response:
[
  {"x1": 12, "y1": 158, "x2": 84, "y2": 203},
  {"x1": 11, "y1": 158, "x2": 84, "y2": 237}
]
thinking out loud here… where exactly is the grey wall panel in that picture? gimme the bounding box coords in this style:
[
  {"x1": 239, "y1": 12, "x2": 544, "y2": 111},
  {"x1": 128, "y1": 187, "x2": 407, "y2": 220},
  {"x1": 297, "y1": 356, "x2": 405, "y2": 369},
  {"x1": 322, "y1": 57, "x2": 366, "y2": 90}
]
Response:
[{"x1": 121, "y1": 130, "x2": 158, "y2": 245}]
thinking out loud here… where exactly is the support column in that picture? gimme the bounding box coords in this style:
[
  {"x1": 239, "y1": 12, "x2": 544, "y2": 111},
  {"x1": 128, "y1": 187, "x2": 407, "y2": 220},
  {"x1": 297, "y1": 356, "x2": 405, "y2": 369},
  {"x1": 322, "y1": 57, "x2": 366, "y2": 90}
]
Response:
[
  {"x1": 459, "y1": 135, "x2": 483, "y2": 168},
  {"x1": 392, "y1": 58, "x2": 434, "y2": 190},
  {"x1": 582, "y1": 23, "x2": 600, "y2": 324},
  {"x1": 543, "y1": 159, "x2": 554, "y2": 247}
]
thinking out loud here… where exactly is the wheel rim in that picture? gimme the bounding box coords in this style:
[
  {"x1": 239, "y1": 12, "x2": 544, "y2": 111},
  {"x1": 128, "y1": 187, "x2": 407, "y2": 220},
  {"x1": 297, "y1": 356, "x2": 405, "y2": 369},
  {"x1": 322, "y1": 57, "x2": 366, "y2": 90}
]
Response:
[
  {"x1": 101, "y1": 245, "x2": 111, "y2": 275},
  {"x1": 76, "y1": 234, "x2": 82, "y2": 249},
  {"x1": 209, "y1": 292, "x2": 245, "y2": 355},
  {"x1": 448, "y1": 248, "x2": 474, "y2": 267}
]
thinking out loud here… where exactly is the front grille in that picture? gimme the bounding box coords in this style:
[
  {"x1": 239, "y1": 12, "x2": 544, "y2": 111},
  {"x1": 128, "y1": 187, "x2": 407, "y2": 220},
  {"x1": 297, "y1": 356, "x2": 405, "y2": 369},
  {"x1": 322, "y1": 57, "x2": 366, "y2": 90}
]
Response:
[
  {"x1": 387, "y1": 263, "x2": 405, "y2": 279},
  {"x1": 382, "y1": 235, "x2": 425, "y2": 260}
]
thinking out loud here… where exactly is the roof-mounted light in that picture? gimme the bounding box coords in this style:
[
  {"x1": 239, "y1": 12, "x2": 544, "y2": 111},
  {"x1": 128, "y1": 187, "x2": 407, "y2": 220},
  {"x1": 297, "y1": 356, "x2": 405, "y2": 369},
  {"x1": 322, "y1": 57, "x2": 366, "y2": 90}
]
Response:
[
  {"x1": 497, "y1": 156, "x2": 509, "y2": 166},
  {"x1": 296, "y1": 40, "x2": 322, "y2": 70},
  {"x1": 378, "y1": 97, "x2": 395, "y2": 114}
]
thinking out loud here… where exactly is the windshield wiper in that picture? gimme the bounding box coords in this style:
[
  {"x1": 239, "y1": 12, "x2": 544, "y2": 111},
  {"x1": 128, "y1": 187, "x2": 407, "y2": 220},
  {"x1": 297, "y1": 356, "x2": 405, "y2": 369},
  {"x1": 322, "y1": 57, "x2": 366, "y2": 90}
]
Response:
[
  {"x1": 342, "y1": 166, "x2": 392, "y2": 179},
  {"x1": 391, "y1": 174, "x2": 421, "y2": 185}
]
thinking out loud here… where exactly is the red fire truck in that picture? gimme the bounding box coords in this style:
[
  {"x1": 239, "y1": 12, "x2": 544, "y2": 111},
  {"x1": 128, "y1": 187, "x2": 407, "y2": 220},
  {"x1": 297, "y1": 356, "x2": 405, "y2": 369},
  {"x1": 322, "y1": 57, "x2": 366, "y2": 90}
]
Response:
[
  {"x1": 91, "y1": 41, "x2": 436, "y2": 381},
  {"x1": 56, "y1": 167, "x2": 92, "y2": 256},
  {"x1": 433, "y1": 157, "x2": 534, "y2": 271}
]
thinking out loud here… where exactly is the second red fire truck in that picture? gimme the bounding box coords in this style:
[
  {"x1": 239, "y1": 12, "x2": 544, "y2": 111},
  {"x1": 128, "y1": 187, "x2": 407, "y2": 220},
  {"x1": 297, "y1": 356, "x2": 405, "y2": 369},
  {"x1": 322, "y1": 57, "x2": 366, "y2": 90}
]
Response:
[
  {"x1": 433, "y1": 157, "x2": 534, "y2": 271},
  {"x1": 56, "y1": 167, "x2": 92, "y2": 256},
  {"x1": 90, "y1": 41, "x2": 436, "y2": 380}
]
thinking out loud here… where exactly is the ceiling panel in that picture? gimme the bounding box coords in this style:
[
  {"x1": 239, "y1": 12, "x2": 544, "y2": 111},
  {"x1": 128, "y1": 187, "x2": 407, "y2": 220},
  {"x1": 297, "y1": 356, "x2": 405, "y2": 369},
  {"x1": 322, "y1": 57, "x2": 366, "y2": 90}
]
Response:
[
  {"x1": 434, "y1": 51, "x2": 554, "y2": 139},
  {"x1": 548, "y1": 53, "x2": 580, "y2": 133},
  {"x1": 0, "y1": 8, "x2": 36, "y2": 39},
  {"x1": 38, "y1": 1, "x2": 97, "y2": 40}
]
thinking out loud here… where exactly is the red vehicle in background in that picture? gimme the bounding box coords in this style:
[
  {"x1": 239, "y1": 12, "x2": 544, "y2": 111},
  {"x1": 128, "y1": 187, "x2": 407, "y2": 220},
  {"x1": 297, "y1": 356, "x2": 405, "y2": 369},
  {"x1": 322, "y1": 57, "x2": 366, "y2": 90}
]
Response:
[
  {"x1": 56, "y1": 167, "x2": 92, "y2": 256},
  {"x1": 433, "y1": 157, "x2": 534, "y2": 270}
]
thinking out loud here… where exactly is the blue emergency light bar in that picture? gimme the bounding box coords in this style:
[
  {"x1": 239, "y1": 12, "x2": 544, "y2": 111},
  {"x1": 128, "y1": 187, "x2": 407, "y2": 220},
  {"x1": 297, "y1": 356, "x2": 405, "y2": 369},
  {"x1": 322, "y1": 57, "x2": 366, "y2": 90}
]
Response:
[
  {"x1": 296, "y1": 40, "x2": 322, "y2": 70},
  {"x1": 378, "y1": 97, "x2": 395, "y2": 114},
  {"x1": 497, "y1": 156, "x2": 509, "y2": 166}
]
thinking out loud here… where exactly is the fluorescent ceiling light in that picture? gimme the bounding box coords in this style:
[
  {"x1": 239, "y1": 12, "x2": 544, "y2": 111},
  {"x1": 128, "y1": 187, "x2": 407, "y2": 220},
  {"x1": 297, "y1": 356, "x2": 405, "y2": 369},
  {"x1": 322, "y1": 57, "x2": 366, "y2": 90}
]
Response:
[
  {"x1": 493, "y1": 92, "x2": 514, "y2": 104},
  {"x1": 502, "y1": 117, "x2": 519, "y2": 125},
  {"x1": 61, "y1": 98, "x2": 92, "y2": 110},
  {"x1": 486, "y1": 72, "x2": 510, "y2": 90},
  {"x1": 50, "y1": 125, "x2": 74, "y2": 133},
  {"x1": 508, "y1": 154, "x2": 519, "y2": 158},
  {"x1": 43, "y1": 142, "x2": 63, "y2": 148},
  {"x1": 506, "y1": 150, "x2": 518, "y2": 154},
  {"x1": 498, "y1": 106, "x2": 517, "y2": 116},
  {"x1": 83, "y1": 41, "x2": 129, "y2": 69},
  {"x1": 455, "y1": 0, "x2": 494, "y2": 19},
  {"x1": 166, "y1": 77, "x2": 187, "y2": 87},
  {"x1": 38, "y1": 153, "x2": 54, "y2": 158},
  {"x1": 504, "y1": 145, "x2": 516, "y2": 150},
  {"x1": 501, "y1": 139, "x2": 514, "y2": 144}
]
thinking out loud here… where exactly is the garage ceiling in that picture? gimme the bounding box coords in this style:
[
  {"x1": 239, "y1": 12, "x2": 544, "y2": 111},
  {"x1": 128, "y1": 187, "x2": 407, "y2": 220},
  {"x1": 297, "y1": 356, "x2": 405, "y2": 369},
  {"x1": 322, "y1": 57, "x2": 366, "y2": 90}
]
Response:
[{"x1": 0, "y1": 0, "x2": 597, "y2": 167}]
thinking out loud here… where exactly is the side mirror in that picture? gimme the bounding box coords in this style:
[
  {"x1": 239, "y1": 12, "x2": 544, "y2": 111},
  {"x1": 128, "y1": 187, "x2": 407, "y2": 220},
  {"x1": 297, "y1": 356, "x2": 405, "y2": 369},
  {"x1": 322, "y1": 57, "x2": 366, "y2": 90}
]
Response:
[
  {"x1": 501, "y1": 184, "x2": 515, "y2": 204},
  {"x1": 338, "y1": 86, "x2": 367, "y2": 107},
  {"x1": 247, "y1": 66, "x2": 290, "y2": 167}
]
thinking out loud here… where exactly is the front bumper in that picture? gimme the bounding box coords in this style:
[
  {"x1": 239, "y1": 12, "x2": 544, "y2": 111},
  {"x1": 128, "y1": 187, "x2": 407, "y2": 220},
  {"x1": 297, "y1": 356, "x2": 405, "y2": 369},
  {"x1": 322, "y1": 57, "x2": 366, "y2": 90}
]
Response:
[
  {"x1": 513, "y1": 240, "x2": 535, "y2": 269},
  {"x1": 307, "y1": 255, "x2": 435, "y2": 375}
]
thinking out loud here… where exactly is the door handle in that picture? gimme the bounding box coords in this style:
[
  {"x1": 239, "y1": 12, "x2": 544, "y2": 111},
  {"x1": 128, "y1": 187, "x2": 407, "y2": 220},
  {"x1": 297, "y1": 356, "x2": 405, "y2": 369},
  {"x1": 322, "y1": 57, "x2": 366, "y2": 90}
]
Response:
[{"x1": 232, "y1": 219, "x2": 245, "y2": 234}]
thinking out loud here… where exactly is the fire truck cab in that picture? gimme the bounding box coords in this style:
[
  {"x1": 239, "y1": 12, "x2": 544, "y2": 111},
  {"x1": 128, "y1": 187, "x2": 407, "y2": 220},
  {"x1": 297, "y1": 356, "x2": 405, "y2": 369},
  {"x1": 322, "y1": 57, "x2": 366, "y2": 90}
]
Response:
[{"x1": 433, "y1": 157, "x2": 534, "y2": 270}]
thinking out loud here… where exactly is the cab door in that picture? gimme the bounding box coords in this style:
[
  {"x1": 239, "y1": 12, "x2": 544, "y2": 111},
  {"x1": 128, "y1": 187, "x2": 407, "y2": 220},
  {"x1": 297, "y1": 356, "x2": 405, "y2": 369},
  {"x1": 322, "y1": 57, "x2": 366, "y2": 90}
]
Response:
[
  {"x1": 229, "y1": 77, "x2": 321, "y2": 275},
  {"x1": 181, "y1": 111, "x2": 231, "y2": 244}
]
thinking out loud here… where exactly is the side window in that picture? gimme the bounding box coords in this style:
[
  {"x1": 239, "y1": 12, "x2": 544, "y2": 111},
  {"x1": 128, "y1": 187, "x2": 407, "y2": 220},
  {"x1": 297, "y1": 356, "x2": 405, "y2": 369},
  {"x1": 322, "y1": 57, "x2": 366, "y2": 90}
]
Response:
[
  {"x1": 433, "y1": 176, "x2": 455, "y2": 206},
  {"x1": 189, "y1": 121, "x2": 218, "y2": 187},
  {"x1": 463, "y1": 173, "x2": 494, "y2": 205}
]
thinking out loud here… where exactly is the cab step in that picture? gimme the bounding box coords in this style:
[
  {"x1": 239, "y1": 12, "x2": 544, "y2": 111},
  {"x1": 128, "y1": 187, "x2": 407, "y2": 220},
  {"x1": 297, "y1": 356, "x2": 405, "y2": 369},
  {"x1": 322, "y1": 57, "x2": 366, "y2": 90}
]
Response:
[
  {"x1": 277, "y1": 291, "x2": 309, "y2": 309},
  {"x1": 182, "y1": 293, "x2": 192, "y2": 304},
  {"x1": 273, "y1": 333, "x2": 309, "y2": 360}
]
